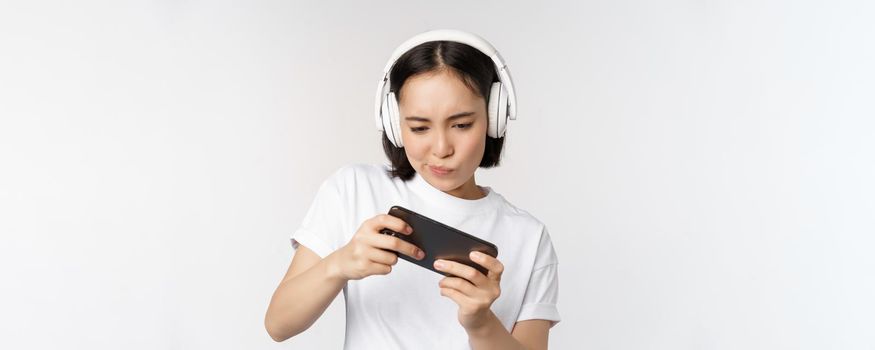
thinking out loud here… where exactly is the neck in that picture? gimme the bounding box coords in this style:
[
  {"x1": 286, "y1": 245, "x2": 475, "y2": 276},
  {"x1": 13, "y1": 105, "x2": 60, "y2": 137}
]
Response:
[{"x1": 446, "y1": 176, "x2": 486, "y2": 200}]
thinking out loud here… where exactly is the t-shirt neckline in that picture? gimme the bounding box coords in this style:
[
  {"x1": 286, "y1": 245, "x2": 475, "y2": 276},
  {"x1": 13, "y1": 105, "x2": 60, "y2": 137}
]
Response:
[{"x1": 406, "y1": 167, "x2": 501, "y2": 214}]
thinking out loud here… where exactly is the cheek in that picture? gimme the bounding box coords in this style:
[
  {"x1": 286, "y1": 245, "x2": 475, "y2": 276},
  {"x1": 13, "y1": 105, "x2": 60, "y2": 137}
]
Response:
[
  {"x1": 469, "y1": 124, "x2": 488, "y2": 149},
  {"x1": 459, "y1": 134, "x2": 487, "y2": 162},
  {"x1": 402, "y1": 141, "x2": 427, "y2": 162},
  {"x1": 400, "y1": 130, "x2": 422, "y2": 154}
]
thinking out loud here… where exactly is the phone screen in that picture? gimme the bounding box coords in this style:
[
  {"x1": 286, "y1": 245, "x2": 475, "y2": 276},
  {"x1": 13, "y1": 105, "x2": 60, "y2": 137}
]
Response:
[{"x1": 380, "y1": 205, "x2": 499, "y2": 277}]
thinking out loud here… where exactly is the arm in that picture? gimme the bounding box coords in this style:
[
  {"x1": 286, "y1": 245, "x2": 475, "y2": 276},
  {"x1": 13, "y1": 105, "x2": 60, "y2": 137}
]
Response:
[
  {"x1": 264, "y1": 214, "x2": 424, "y2": 342},
  {"x1": 466, "y1": 315, "x2": 550, "y2": 350},
  {"x1": 264, "y1": 245, "x2": 347, "y2": 342},
  {"x1": 434, "y1": 253, "x2": 552, "y2": 350}
]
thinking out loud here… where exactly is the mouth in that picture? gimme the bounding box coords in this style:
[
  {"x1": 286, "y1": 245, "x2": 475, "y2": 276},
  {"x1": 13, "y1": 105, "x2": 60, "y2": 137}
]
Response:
[{"x1": 429, "y1": 165, "x2": 453, "y2": 176}]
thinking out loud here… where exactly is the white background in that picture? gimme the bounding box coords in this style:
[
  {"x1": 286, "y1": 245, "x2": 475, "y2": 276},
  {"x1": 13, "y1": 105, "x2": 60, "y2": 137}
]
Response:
[{"x1": 1, "y1": 1, "x2": 874, "y2": 349}]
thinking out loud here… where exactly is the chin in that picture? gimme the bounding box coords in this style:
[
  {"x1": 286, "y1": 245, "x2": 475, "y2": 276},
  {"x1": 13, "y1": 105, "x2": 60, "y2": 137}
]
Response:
[{"x1": 423, "y1": 170, "x2": 457, "y2": 186}]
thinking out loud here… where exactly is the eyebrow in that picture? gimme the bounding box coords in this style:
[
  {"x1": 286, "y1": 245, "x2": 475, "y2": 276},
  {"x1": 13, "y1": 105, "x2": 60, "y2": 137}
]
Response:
[{"x1": 405, "y1": 111, "x2": 476, "y2": 122}]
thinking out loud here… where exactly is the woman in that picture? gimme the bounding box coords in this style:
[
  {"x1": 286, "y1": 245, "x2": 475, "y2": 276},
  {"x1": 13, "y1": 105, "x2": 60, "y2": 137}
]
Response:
[{"x1": 265, "y1": 30, "x2": 560, "y2": 350}]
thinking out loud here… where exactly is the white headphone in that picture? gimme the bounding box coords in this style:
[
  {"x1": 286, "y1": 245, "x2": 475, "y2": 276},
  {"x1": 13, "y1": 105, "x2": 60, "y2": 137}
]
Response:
[{"x1": 374, "y1": 29, "x2": 518, "y2": 148}]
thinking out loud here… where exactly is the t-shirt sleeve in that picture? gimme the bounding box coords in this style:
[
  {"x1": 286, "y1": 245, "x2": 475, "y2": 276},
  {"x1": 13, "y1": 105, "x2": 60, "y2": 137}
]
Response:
[
  {"x1": 516, "y1": 225, "x2": 561, "y2": 328},
  {"x1": 290, "y1": 167, "x2": 349, "y2": 258}
]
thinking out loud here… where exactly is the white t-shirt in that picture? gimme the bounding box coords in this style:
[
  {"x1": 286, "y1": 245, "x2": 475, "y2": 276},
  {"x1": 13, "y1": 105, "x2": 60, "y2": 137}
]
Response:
[{"x1": 290, "y1": 163, "x2": 560, "y2": 350}]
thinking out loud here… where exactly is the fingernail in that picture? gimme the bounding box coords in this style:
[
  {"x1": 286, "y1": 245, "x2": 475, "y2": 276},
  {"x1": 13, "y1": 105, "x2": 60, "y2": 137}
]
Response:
[
  {"x1": 471, "y1": 252, "x2": 481, "y2": 260},
  {"x1": 406, "y1": 226, "x2": 414, "y2": 234},
  {"x1": 434, "y1": 260, "x2": 445, "y2": 269},
  {"x1": 416, "y1": 249, "x2": 425, "y2": 259}
]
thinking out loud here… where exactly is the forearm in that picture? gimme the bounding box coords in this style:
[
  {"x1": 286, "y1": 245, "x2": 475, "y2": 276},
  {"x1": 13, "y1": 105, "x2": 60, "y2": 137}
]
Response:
[
  {"x1": 264, "y1": 253, "x2": 347, "y2": 342},
  {"x1": 466, "y1": 311, "x2": 529, "y2": 350}
]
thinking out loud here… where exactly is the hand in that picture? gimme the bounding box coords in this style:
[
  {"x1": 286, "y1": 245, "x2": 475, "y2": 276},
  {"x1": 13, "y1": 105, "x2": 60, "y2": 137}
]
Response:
[
  {"x1": 434, "y1": 251, "x2": 504, "y2": 331},
  {"x1": 327, "y1": 214, "x2": 426, "y2": 281}
]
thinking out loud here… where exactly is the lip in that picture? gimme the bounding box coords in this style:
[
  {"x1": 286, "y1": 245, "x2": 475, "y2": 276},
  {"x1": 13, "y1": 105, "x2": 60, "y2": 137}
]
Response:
[{"x1": 429, "y1": 165, "x2": 453, "y2": 176}]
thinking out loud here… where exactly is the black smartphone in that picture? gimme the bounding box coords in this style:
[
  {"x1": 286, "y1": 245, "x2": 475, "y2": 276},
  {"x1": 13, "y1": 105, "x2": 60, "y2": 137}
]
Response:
[{"x1": 379, "y1": 205, "x2": 499, "y2": 277}]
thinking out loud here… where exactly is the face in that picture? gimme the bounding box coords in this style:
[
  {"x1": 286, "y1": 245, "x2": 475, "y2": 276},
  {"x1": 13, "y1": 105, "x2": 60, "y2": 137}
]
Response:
[{"x1": 398, "y1": 69, "x2": 488, "y2": 200}]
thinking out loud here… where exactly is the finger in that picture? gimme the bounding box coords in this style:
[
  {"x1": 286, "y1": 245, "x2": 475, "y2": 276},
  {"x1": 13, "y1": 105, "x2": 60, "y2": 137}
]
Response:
[
  {"x1": 370, "y1": 261, "x2": 392, "y2": 275},
  {"x1": 370, "y1": 214, "x2": 413, "y2": 236},
  {"x1": 368, "y1": 232, "x2": 425, "y2": 260},
  {"x1": 367, "y1": 248, "x2": 399, "y2": 266},
  {"x1": 470, "y1": 251, "x2": 504, "y2": 282},
  {"x1": 439, "y1": 286, "x2": 474, "y2": 306},
  {"x1": 434, "y1": 259, "x2": 486, "y2": 286},
  {"x1": 438, "y1": 276, "x2": 478, "y2": 297}
]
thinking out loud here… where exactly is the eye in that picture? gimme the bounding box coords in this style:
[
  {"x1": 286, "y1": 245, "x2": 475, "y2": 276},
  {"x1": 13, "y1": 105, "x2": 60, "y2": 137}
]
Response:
[
  {"x1": 454, "y1": 123, "x2": 473, "y2": 130},
  {"x1": 410, "y1": 126, "x2": 428, "y2": 133}
]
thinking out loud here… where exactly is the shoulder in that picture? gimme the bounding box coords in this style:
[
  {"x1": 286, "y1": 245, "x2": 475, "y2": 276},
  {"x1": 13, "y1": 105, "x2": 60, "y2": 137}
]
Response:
[
  {"x1": 489, "y1": 195, "x2": 559, "y2": 267},
  {"x1": 493, "y1": 194, "x2": 548, "y2": 233}
]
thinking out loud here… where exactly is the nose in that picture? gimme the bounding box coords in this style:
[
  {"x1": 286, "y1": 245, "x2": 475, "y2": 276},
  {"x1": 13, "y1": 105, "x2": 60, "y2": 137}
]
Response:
[{"x1": 432, "y1": 130, "x2": 453, "y2": 158}]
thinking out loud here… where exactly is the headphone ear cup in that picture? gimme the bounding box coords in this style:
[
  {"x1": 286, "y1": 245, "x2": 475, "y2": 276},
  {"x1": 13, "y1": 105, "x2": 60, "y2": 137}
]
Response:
[
  {"x1": 381, "y1": 92, "x2": 398, "y2": 147},
  {"x1": 487, "y1": 82, "x2": 506, "y2": 138},
  {"x1": 496, "y1": 82, "x2": 508, "y2": 137},
  {"x1": 386, "y1": 92, "x2": 403, "y2": 148},
  {"x1": 379, "y1": 93, "x2": 389, "y2": 132}
]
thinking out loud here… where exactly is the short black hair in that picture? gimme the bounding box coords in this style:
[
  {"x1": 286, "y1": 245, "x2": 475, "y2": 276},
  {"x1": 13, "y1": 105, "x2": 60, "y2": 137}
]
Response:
[{"x1": 382, "y1": 40, "x2": 506, "y2": 181}]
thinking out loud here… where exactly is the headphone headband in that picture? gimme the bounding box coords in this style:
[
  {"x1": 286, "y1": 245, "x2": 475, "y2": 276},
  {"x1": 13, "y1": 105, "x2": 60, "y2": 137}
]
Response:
[{"x1": 374, "y1": 29, "x2": 518, "y2": 131}]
